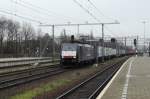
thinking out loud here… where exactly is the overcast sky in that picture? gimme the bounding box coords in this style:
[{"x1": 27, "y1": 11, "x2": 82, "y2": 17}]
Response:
[{"x1": 0, "y1": 0, "x2": 150, "y2": 38}]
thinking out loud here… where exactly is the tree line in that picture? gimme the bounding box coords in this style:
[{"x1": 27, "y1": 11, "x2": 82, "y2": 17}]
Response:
[
  {"x1": 0, "y1": 16, "x2": 61, "y2": 58},
  {"x1": 0, "y1": 16, "x2": 95, "y2": 58}
]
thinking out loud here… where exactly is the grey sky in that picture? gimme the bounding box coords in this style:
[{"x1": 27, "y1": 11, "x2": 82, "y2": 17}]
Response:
[{"x1": 0, "y1": 0, "x2": 150, "y2": 38}]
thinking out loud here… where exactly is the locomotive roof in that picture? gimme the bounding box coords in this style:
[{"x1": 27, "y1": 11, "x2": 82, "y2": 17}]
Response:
[
  {"x1": 63, "y1": 39, "x2": 130, "y2": 50},
  {"x1": 62, "y1": 42, "x2": 93, "y2": 47},
  {"x1": 86, "y1": 40, "x2": 127, "y2": 49}
]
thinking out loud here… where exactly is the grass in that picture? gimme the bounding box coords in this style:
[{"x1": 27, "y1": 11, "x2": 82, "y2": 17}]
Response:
[{"x1": 11, "y1": 79, "x2": 71, "y2": 99}]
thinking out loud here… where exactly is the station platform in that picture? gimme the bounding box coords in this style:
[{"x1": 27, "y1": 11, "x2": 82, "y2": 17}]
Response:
[{"x1": 97, "y1": 56, "x2": 150, "y2": 99}]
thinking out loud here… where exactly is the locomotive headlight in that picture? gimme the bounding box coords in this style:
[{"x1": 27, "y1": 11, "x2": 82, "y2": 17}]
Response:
[{"x1": 73, "y1": 56, "x2": 76, "y2": 58}]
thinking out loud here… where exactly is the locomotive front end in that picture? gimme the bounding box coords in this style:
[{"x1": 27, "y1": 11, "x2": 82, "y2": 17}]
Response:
[{"x1": 61, "y1": 43, "x2": 77, "y2": 65}]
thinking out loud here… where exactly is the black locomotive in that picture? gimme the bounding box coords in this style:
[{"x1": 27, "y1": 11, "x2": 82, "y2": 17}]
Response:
[{"x1": 60, "y1": 38, "x2": 135, "y2": 67}]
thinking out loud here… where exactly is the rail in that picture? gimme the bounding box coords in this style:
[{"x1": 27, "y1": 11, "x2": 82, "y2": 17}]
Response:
[{"x1": 56, "y1": 58, "x2": 127, "y2": 99}]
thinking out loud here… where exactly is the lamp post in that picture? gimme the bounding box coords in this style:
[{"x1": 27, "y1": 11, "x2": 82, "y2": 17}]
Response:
[{"x1": 142, "y1": 21, "x2": 146, "y2": 53}]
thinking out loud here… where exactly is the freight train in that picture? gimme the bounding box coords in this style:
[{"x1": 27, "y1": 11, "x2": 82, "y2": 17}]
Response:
[{"x1": 60, "y1": 40, "x2": 135, "y2": 67}]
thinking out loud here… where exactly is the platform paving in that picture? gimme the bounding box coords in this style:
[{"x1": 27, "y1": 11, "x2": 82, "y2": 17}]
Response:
[{"x1": 97, "y1": 56, "x2": 150, "y2": 99}]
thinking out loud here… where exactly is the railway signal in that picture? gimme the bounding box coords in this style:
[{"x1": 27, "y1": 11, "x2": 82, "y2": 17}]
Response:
[
  {"x1": 111, "y1": 38, "x2": 116, "y2": 43},
  {"x1": 134, "y1": 39, "x2": 137, "y2": 47}
]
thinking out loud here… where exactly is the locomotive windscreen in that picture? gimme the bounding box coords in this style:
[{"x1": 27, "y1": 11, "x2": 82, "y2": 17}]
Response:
[
  {"x1": 61, "y1": 43, "x2": 77, "y2": 58},
  {"x1": 62, "y1": 43, "x2": 77, "y2": 51}
]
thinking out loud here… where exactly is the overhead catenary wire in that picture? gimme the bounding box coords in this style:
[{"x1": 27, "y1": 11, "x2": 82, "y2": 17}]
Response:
[
  {"x1": 86, "y1": 0, "x2": 119, "y2": 37},
  {"x1": 104, "y1": 26, "x2": 119, "y2": 37},
  {"x1": 17, "y1": 0, "x2": 84, "y2": 22},
  {"x1": 12, "y1": 0, "x2": 57, "y2": 19},
  {"x1": 73, "y1": 0, "x2": 101, "y2": 22},
  {"x1": 12, "y1": 0, "x2": 119, "y2": 37},
  {"x1": 87, "y1": 0, "x2": 116, "y2": 21},
  {"x1": 11, "y1": 0, "x2": 54, "y2": 24},
  {"x1": 87, "y1": 0, "x2": 136, "y2": 38},
  {"x1": 73, "y1": 0, "x2": 119, "y2": 37},
  {"x1": 0, "y1": 9, "x2": 42, "y2": 24},
  {"x1": 17, "y1": 0, "x2": 118, "y2": 38}
]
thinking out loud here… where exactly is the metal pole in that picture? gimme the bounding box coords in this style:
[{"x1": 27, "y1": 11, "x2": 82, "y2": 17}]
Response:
[
  {"x1": 149, "y1": 42, "x2": 150, "y2": 56},
  {"x1": 39, "y1": 37, "x2": 42, "y2": 57},
  {"x1": 96, "y1": 42, "x2": 98, "y2": 66},
  {"x1": 137, "y1": 35, "x2": 139, "y2": 53},
  {"x1": 142, "y1": 21, "x2": 146, "y2": 53},
  {"x1": 52, "y1": 25, "x2": 55, "y2": 62},
  {"x1": 125, "y1": 37, "x2": 126, "y2": 54},
  {"x1": 77, "y1": 24, "x2": 80, "y2": 39},
  {"x1": 102, "y1": 24, "x2": 104, "y2": 62},
  {"x1": 77, "y1": 24, "x2": 79, "y2": 34},
  {"x1": 144, "y1": 22, "x2": 145, "y2": 53}
]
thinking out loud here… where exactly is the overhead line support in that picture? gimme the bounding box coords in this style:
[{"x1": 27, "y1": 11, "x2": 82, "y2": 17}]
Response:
[{"x1": 39, "y1": 22, "x2": 120, "y2": 64}]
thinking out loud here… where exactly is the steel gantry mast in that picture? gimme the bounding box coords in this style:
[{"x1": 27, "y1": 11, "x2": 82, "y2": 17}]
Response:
[{"x1": 40, "y1": 22, "x2": 120, "y2": 64}]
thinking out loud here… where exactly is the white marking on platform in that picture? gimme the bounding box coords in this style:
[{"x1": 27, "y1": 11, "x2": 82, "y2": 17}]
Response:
[
  {"x1": 96, "y1": 58, "x2": 132, "y2": 99},
  {"x1": 121, "y1": 58, "x2": 135, "y2": 99},
  {"x1": 146, "y1": 75, "x2": 150, "y2": 77},
  {"x1": 126, "y1": 74, "x2": 137, "y2": 78},
  {"x1": 126, "y1": 74, "x2": 150, "y2": 78}
]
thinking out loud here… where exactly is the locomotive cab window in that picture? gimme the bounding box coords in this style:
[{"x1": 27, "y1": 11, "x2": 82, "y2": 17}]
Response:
[{"x1": 62, "y1": 44, "x2": 77, "y2": 51}]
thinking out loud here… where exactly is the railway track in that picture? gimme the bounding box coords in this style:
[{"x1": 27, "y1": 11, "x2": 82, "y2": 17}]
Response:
[
  {"x1": 0, "y1": 57, "x2": 59, "y2": 69},
  {"x1": 0, "y1": 66, "x2": 66, "y2": 90},
  {"x1": 0, "y1": 64, "x2": 60, "y2": 80},
  {"x1": 0, "y1": 58, "x2": 60, "y2": 74},
  {"x1": 56, "y1": 58, "x2": 127, "y2": 99}
]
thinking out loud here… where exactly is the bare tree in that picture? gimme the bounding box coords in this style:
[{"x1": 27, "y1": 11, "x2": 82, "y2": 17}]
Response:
[
  {"x1": 21, "y1": 22, "x2": 35, "y2": 56},
  {"x1": 0, "y1": 17, "x2": 7, "y2": 56},
  {"x1": 0, "y1": 16, "x2": 57, "y2": 58},
  {"x1": 5, "y1": 19, "x2": 20, "y2": 57},
  {"x1": 13, "y1": 21, "x2": 20, "y2": 56}
]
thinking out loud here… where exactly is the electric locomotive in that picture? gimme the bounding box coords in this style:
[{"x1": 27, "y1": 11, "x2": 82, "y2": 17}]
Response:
[
  {"x1": 60, "y1": 42, "x2": 95, "y2": 66},
  {"x1": 60, "y1": 36, "x2": 136, "y2": 67}
]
